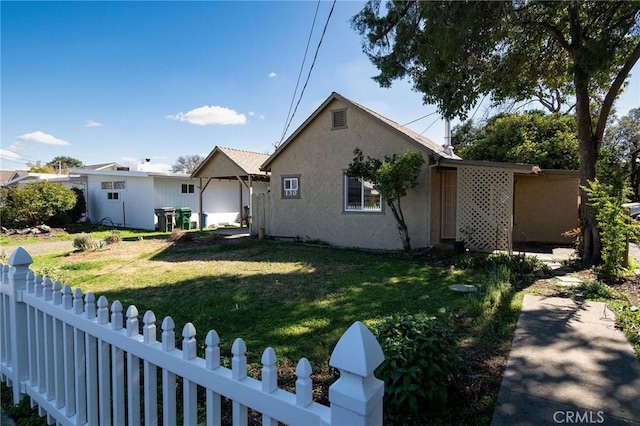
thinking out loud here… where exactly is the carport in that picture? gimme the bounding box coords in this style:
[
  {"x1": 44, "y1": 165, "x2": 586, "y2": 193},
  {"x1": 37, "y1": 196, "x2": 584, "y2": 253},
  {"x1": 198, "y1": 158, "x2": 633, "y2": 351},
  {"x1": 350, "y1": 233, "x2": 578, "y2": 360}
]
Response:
[{"x1": 191, "y1": 146, "x2": 270, "y2": 230}]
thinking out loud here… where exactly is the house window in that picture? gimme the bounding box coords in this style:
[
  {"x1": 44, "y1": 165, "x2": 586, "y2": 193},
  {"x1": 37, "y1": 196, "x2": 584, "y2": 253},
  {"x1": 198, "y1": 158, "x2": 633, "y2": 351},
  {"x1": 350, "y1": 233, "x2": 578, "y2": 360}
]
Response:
[
  {"x1": 102, "y1": 181, "x2": 125, "y2": 190},
  {"x1": 181, "y1": 184, "x2": 195, "y2": 194},
  {"x1": 344, "y1": 174, "x2": 382, "y2": 212},
  {"x1": 331, "y1": 108, "x2": 347, "y2": 130},
  {"x1": 281, "y1": 176, "x2": 300, "y2": 199},
  {"x1": 107, "y1": 192, "x2": 119, "y2": 201}
]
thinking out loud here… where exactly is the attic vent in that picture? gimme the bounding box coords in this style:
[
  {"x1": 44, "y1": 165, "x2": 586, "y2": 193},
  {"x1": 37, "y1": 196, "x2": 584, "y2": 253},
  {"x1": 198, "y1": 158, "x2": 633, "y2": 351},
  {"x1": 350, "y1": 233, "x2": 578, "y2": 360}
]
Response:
[{"x1": 331, "y1": 108, "x2": 347, "y2": 130}]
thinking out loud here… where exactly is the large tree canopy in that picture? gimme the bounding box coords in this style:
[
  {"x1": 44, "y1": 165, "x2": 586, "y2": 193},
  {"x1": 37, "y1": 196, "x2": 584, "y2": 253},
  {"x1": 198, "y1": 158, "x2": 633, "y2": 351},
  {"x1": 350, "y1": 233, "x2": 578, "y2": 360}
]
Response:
[
  {"x1": 353, "y1": 1, "x2": 640, "y2": 265},
  {"x1": 47, "y1": 156, "x2": 83, "y2": 172},
  {"x1": 452, "y1": 111, "x2": 580, "y2": 170}
]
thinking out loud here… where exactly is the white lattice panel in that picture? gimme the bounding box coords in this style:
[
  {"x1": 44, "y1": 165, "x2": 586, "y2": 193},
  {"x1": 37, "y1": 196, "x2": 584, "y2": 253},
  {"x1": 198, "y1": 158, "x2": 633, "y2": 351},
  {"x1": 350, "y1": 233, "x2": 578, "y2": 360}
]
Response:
[{"x1": 457, "y1": 167, "x2": 513, "y2": 251}]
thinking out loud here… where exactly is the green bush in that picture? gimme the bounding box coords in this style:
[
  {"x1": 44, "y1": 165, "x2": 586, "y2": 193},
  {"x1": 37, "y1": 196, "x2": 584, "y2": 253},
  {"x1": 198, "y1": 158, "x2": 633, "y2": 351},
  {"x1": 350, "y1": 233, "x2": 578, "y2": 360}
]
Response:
[
  {"x1": 73, "y1": 234, "x2": 98, "y2": 251},
  {"x1": 584, "y1": 178, "x2": 640, "y2": 280},
  {"x1": 374, "y1": 313, "x2": 462, "y2": 415},
  {"x1": 0, "y1": 181, "x2": 77, "y2": 228}
]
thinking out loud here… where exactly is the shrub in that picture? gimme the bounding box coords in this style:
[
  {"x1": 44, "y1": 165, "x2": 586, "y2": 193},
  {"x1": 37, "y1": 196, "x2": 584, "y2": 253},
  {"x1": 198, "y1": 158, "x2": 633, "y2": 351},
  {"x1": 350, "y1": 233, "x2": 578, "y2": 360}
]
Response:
[
  {"x1": 73, "y1": 234, "x2": 98, "y2": 251},
  {"x1": 0, "y1": 181, "x2": 76, "y2": 228},
  {"x1": 374, "y1": 313, "x2": 462, "y2": 415},
  {"x1": 104, "y1": 230, "x2": 121, "y2": 245},
  {"x1": 584, "y1": 178, "x2": 640, "y2": 280}
]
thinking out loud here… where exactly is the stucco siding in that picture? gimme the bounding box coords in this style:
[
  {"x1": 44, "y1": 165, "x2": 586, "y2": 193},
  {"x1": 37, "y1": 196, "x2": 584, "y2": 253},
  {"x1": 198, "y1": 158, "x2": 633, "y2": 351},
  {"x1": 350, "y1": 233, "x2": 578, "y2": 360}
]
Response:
[
  {"x1": 513, "y1": 172, "x2": 579, "y2": 244},
  {"x1": 269, "y1": 99, "x2": 431, "y2": 250}
]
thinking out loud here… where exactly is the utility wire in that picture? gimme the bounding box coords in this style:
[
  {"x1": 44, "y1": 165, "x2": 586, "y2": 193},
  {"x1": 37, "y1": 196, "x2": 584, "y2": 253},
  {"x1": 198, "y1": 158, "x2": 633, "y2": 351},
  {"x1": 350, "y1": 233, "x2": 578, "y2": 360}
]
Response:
[
  {"x1": 278, "y1": 0, "x2": 337, "y2": 146},
  {"x1": 278, "y1": 0, "x2": 321, "y2": 145},
  {"x1": 402, "y1": 110, "x2": 439, "y2": 127},
  {"x1": 421, "y1": 116, "x2": 441, "y2": 135}
]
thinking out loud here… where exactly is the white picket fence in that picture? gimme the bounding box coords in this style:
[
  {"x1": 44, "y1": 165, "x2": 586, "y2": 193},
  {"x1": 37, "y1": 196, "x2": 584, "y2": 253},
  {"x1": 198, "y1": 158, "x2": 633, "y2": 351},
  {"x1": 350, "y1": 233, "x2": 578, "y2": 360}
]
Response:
[{"x1": 0, "y1": 247, "x2": 384, "y2": 426}]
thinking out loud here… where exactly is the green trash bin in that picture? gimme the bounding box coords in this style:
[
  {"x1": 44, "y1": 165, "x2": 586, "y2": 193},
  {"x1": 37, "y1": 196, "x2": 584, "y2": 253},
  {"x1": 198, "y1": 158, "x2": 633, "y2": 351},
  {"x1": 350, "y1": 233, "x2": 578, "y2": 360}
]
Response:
[{"x1": 175, "y1": 207, "x2": 192, "y2": 230}]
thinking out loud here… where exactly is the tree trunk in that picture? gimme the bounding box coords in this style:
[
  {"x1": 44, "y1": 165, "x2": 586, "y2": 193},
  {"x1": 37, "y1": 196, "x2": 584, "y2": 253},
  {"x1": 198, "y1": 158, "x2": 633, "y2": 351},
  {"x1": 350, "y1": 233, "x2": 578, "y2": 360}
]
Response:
[
  {"x1": 387, "y1": 201, "x2": 411, "y2": 251},
  {"x1": 574, "y1": 78, "x2": 601, "y2": 267}
]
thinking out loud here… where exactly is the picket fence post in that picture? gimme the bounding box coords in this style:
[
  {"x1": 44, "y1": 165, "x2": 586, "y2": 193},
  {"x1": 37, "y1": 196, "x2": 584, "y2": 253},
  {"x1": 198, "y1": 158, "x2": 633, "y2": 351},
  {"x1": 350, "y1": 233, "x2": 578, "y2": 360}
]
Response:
[
  {"x1": 329, "y1": 321, "x2": 385, "y2": 426},
  {"x1": 7, "y1": 247, "x2": 33, "y2": 404}
]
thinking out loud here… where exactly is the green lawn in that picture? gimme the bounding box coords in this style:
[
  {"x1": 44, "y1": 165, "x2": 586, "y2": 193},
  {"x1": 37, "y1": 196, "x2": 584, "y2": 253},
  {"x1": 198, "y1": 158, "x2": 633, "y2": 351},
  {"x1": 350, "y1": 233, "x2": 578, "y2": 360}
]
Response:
[
  {"x1": 7, "y1": 236, "x2": 532, "y2": 424},
  {"x1": 30, "y1": 239, "x2": 486, "y2": 368}
]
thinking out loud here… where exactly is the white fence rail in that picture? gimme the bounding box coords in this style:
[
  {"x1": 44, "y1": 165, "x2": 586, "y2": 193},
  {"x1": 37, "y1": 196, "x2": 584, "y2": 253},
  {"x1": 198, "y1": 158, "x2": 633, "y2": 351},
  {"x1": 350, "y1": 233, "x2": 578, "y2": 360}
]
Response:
[{"x1": 0, "y1": 247, "x2": 384, "y2": 425}]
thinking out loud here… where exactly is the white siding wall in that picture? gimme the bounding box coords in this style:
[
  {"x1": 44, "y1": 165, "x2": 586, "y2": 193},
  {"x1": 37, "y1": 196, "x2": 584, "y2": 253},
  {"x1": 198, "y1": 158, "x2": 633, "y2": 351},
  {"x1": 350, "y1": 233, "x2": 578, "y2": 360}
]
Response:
[
  {"x1": 86, "y1": 175, "x2": 155, "y2": 229},
  {"x1": 200, "y1": 180, "x2": 269, "y2": 227},
  {"x1": 153, "y1": 178, "x2": 200, "y2": 228}
]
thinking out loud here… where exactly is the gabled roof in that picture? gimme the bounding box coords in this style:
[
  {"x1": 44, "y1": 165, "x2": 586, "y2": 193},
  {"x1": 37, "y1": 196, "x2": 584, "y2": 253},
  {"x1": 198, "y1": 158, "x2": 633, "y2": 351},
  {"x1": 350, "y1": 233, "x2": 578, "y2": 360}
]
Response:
[
  {"x1": 0, "y1": 170, "x2": 25, "y2": 184},
  {"x1": 191, "y1": 146, "x2": 270, "y2": 179},
  {"x1": 261, "y1": 92, "x2": 459, "y2": 171}
]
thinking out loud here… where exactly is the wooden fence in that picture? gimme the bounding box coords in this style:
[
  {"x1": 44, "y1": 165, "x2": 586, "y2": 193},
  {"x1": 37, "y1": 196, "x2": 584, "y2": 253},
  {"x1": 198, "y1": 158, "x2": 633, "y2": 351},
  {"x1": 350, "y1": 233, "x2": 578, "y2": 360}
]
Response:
[{"x1": 0, "y1": 247, "x2": 384, "y2": 425}]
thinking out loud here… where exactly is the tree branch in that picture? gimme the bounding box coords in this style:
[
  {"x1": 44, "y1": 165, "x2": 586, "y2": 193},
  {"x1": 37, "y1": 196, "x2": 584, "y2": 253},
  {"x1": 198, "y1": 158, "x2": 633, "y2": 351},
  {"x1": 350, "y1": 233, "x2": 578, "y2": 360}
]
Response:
[{"x1": 596, "y1": 40, "x2": 640, "y2": 143}]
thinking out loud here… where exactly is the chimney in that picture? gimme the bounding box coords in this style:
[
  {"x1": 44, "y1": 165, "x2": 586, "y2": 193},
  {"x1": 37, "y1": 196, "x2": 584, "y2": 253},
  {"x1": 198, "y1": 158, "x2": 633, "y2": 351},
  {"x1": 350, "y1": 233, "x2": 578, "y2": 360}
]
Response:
[{"x1": 443, "y1": 119, "x2": 454, "y2": 156}]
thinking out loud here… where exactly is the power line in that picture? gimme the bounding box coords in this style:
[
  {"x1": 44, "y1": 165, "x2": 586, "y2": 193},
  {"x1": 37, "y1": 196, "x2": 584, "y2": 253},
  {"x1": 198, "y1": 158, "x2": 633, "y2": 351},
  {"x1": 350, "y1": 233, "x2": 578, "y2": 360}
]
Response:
[
  {"x1": 402, "y1": 110, "x2": 439, "y2": 127},
  {"x1": 421, "y1": 116, "x2": 441, "y2": 135},
  {"x1": 279, "y1": 0, "x2": 322, "y2": 145},
  {"x1": 278, "y1": 0, "x2": 337, "y2": 146}
]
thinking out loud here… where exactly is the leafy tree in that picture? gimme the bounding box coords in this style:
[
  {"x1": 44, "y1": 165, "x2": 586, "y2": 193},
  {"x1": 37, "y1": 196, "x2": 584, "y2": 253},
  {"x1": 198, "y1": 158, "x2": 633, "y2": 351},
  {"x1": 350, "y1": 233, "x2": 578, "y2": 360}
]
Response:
[
  {"x1": 603, "y1": 108, "x2": 640, "y2": 198},
  {"x1": 452, "y1": 111, "x2": 579, "y2": 169},
  {"x1": 0, "y1": 181, "x2": 77, "y2": 227},
  {"x1": 47, "y1": 156, "x2": 83, "y2": 173},
  {"x1": 171, "y1": 155, "x2": 205, "y2": 174},
  {"x1": 352, "y1": 1, "x2": 640, "y2": 266},
  {"x1": 27, "y1": 161, "x2": 55, "y2": 173},
  {"x1": 346, "y1": 148, "x2": 425, "y2": 251}
]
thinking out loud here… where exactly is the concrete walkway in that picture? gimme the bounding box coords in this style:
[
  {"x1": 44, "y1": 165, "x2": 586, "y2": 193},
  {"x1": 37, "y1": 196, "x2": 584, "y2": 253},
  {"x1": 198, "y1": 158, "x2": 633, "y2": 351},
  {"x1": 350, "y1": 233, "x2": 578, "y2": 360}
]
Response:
[{"x1": 492, "y1": 295, "x2": 640, "y2": 425}]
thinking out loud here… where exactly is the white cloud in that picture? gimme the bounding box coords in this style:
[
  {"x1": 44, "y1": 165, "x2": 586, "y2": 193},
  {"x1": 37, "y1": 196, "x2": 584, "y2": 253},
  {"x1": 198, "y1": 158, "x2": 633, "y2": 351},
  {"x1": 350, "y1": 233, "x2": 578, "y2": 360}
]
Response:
[
  {"x1": 260, "y1": 115, "x2": 265, "y2": 120},
  {"x1": 17, "y1": 131, "x2": 70, "y2": 146},
  {"x1": 85, "y1": 120, "x2": 103, "y2": 128},
  {"x1": 167, "y1": 105, "x2": 246, "y2": 126},
  {"x1": 0, "y1": 148, "x2": 21, "y2": 161},
  {"x1": 269, "y1": 72, "x2": 277, "y2": 78},
  {"x1": 249, "y1": 112, "x2": 255, "y2": 116}
]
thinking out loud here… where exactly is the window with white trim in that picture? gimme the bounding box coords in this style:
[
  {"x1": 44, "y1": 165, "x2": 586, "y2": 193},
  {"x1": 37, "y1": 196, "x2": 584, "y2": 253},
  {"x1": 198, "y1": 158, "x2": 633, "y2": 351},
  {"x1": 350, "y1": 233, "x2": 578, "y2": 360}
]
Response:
[
  {"x1": 181, "y1": 184, "x2": 195, "y2": 194},
  {"x1": 101, "y1": 180, "x2": 126, "y2": 190},
  {"x1": 344, "y1": 174, "x2": 382, "y2": 212},
  {"x1": 107, "y1": 192, "x2": 119, "y2": 201},
  {"x1": 281, "y1": 176, "x2": 300, "y2": 199}
]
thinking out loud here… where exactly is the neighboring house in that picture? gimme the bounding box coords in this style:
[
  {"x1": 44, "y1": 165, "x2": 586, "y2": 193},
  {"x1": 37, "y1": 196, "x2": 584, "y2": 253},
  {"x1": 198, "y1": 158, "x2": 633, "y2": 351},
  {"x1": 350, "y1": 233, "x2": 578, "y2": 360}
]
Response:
[
  {"x1": 2, "y1": 171, "x2": 82, "y2": 189},
  {"x1": 258, "y1": 92, "x2": 579, "y2": 251},
  {"x1": 191, "y1": 146, "x2": 270, "y2": 229},
  {"x1": 70, "y1": 168, "x2": 204, "y2": 230}
]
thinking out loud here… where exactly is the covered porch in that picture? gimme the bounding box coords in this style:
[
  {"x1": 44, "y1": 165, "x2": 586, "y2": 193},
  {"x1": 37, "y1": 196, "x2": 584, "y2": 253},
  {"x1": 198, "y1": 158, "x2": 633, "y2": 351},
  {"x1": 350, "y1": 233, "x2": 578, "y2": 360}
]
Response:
[{"x1": 429, "y1": 159, "x2": 579, "y2": 252}]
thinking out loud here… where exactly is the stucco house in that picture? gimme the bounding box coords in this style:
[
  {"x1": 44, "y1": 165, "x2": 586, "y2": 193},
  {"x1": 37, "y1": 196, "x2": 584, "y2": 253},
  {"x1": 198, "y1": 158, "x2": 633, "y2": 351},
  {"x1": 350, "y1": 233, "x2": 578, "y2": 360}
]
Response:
[{"x1": 257, "y1": 92, "x2": 579, "y2": 251}]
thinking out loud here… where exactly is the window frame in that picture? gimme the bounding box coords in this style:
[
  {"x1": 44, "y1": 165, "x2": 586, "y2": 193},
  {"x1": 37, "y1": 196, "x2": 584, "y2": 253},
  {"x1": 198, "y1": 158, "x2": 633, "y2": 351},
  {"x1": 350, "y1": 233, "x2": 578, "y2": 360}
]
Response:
[
  {"x1": 181, "y1": 183, "x2": 195, "y2": 194},
  {"x1": 107, "y1": 192, "x2": 119, "y2": 201},
  {"x1": 281, "y1": 175, "x2": 301, "y2": 199},
  {"x1": 343, "y1": 174, "x2": 383, "y2": 213}
]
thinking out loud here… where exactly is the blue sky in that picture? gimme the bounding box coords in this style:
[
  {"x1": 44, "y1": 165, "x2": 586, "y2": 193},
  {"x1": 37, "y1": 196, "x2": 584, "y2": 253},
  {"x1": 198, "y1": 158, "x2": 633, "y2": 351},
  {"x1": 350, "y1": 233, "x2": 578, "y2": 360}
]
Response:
[{"x1": 2, "y1": 1, "x2": 639, "y2": 173}]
